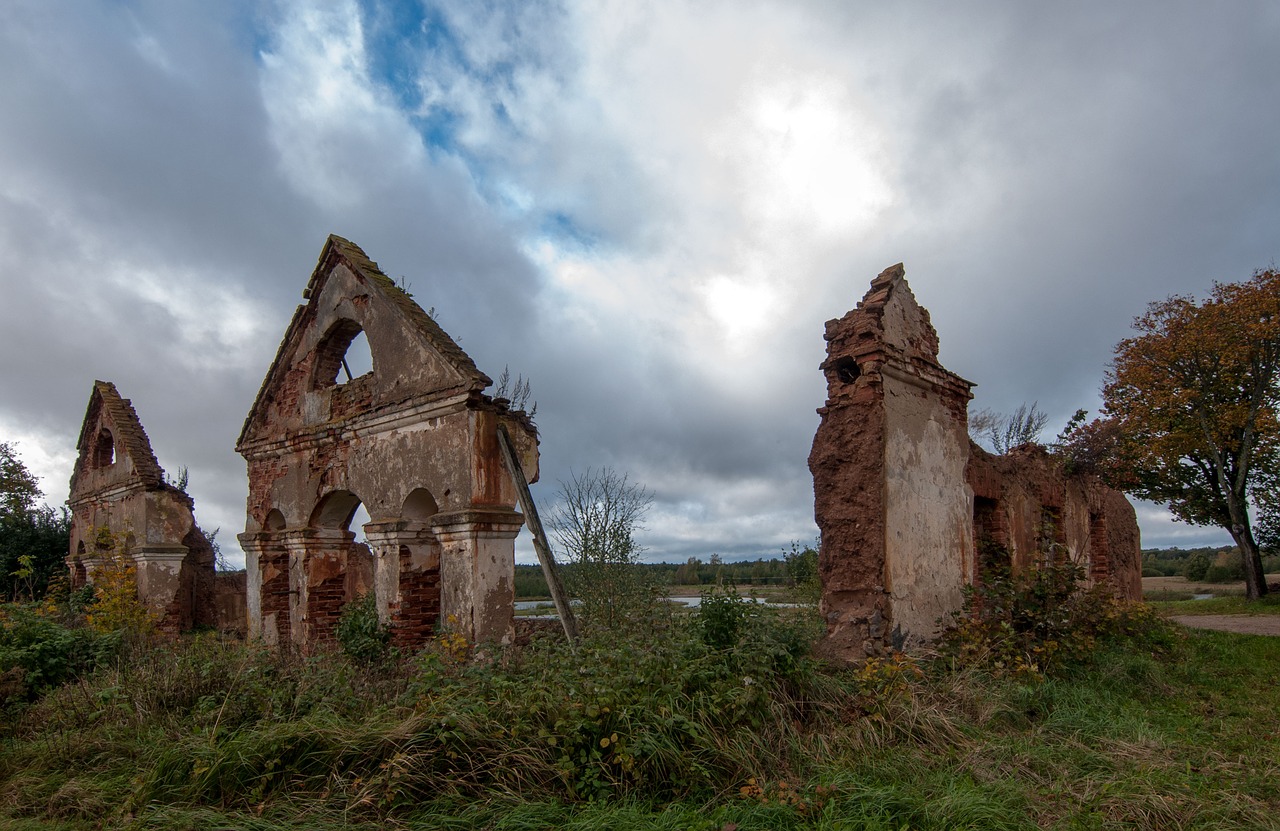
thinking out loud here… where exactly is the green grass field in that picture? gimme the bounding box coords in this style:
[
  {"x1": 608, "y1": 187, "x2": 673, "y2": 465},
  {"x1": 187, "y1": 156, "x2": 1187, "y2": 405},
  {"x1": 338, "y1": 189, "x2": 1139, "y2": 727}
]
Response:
[{"x1": 2, "y1": 599, "x2": 1278, "y2": 830}]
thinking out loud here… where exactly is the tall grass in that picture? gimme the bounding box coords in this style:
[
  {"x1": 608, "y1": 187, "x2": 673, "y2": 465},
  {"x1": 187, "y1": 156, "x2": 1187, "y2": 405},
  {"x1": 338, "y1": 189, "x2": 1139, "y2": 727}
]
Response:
[{"x1": 2, "y1": 593, "x2": 1279, "y2": 830}]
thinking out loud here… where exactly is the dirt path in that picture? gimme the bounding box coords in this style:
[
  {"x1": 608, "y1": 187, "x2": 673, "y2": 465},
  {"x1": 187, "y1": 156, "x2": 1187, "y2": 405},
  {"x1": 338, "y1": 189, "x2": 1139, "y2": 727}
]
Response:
[{"x1": 1169, "y1": 615, "x2": 1280, "y2": 636}]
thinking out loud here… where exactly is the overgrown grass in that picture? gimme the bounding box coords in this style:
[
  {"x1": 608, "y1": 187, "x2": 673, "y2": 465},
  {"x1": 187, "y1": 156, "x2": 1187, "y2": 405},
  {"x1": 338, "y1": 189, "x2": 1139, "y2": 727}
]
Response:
[
  {"x1": 2, "y1": 595, "x2": 1278, "y2": 830},
  {"x1": 1152, "y1": 593, "x2": 1280, "y2": 616}
]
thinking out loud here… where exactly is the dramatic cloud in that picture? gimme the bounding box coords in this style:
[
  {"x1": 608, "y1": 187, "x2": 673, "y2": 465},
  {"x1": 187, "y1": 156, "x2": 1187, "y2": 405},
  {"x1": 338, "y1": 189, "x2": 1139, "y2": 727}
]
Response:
[{"x1": 2, "y1": 0, "x2": 1277, "y2": 565}]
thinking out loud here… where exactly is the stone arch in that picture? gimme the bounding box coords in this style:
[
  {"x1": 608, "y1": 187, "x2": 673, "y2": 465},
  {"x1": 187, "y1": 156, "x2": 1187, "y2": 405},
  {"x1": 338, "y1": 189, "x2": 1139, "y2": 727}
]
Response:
[
  {"x1": 363, "y1": 485, "x2": 444, "y2": 646},
  {"x1": 297, "y1": 489, "x2": 375, "y2": 643},
  {"x1": 402, "y1": 487, "x2": 439, "y2": 522},
  {"x1": 264, "y1": 508, "x2": 286, "y2": 531},
  {"x1": 309, "y1": 489, "x2": 364, "y2": 529},
  {"x1": 313, "y1": 318, "x2": 373, "y2": 389}
]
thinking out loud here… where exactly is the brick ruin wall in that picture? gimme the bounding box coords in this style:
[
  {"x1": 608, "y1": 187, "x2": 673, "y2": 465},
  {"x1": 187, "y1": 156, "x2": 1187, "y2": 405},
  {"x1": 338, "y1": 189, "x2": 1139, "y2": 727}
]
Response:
[
  {"x1": 811, "y1": 265, "x2": 1142, "y2": 660},
  {"x1": 67, "y1": 381, "x2": 221, "y2": 636},
  {"x1": 237, "y1": 236, "x2": 538, "y2": 653}
]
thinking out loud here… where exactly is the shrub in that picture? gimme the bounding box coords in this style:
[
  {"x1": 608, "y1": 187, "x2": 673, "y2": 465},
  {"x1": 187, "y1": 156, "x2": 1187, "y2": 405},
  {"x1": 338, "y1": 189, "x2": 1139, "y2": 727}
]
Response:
[
  {"x1": 0, "y1": 603, "x2": 118, "y2": 701},
  {"x1": 84, "y1": 527, "x2": 157, "y2": 637},
  {"x1": 939, "y1": 547, "x2": 1178, "y2": 681},
  {"x1": 1204, "y1": 563, "x2": 1244, "y2": 583},
  {"x1": 335, "y1": 593, "x2": 394, "y2": 665},
  {"x1": 696, "y1": 585, "x2": 752, "y2": 650}
]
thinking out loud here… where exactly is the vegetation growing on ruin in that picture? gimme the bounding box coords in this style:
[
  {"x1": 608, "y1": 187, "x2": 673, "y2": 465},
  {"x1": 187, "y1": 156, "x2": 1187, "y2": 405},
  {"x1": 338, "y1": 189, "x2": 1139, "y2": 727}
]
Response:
[{"x1": 2, "y1": 571, "x2": 1279, "y2": 830}]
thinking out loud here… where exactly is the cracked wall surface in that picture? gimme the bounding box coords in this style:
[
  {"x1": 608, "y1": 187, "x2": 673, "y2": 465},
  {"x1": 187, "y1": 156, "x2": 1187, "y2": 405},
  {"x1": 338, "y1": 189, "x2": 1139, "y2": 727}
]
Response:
[
  {"x1": 67, "y1": 381, "x2": 216, "y2": 635},
  {"x1": 237, "y1": 236, "x2": 539, "y2": 651},
  {"x1": 810, "y1": 264, "x2": 1141, "y2": 660}
]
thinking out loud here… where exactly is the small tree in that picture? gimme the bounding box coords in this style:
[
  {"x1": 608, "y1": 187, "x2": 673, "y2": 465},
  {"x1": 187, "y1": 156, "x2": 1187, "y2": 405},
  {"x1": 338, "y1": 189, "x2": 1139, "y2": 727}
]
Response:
[
  {"x1": 84, "y1": 527, "x2": 157, "y2": 636},
  {"x1": 1101, "y1": 268, "x2": 1280, "y2": 600},
  {"x1": 0, "y1": 442, "x2": 71, "y2": 601},
  {"x1": 547, "y1": 468, "x2": 655, "y2": 630}
]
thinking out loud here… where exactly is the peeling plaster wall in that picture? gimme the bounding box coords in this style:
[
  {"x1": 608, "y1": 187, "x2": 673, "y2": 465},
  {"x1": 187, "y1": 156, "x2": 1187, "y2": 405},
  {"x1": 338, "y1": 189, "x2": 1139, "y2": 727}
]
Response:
[
  {"x1": 883, "y1": 373, "x2": 972, "y2": 648},
  {"x1": 811, "y1": 265, "x2": 1142, "y2": 661},
  {"x1": 67, "y1": 381, "x2": 217, "y2": 635},
  {"x1": 237, "y1": 236, "x2": 538, "y2": 652}
]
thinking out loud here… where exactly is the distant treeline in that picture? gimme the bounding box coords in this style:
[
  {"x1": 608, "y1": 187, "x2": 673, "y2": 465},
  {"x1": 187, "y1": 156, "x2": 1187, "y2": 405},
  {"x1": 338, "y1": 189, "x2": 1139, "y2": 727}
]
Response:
[
  {"x1": 1142, "y1": 546, "x2": 1280, "y2": 582},
  {"x1": 515, "y1": 552, "x2": 816, "y2": 599}
]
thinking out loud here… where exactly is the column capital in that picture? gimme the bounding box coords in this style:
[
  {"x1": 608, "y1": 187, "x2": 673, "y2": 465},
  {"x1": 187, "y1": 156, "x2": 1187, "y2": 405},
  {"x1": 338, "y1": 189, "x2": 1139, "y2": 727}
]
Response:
[{"x1": 430, "y1": 508, "x2": 524, "y2": 540}]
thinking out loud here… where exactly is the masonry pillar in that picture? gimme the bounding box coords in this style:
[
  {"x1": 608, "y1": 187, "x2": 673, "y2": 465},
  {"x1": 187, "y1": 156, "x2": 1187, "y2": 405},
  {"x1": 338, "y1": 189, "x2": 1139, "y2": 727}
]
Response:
[
  {"x1": 281, "y1": 528, "x2": 353, "y2": 650},
  {"x1": 238, "y1": 531, "x2": 289, "y2": 645},
  {"x1": 431, "y1": 508, "x2": 523, "y2": 646},
  {"x1": 132, "y1": 544, "x2": 190, "y2": 634},
  {"x1": 365, "y1": 520, "x2": 442, "y2": 647}
]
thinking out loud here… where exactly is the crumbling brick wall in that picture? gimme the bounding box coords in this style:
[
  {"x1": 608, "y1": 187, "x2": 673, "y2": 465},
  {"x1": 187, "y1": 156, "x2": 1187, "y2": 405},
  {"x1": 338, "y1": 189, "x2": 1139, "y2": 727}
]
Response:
[
  {"x1": 67, "y1": 381, "x2": 217, "y2": 635},
  {"x1": 237, "y1": 236, "x2": 539, "y2": 652},
  {"x1": 810, "y1": 265, "x2": 1142, "y2": 660}
]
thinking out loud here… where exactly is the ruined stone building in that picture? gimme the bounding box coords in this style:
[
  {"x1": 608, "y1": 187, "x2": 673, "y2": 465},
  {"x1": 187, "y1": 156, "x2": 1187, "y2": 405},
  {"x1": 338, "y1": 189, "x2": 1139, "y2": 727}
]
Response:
[
  {"x1": 236, "y1": 235, "x2": 539, "y2": 651},
  {"x1": 809, "y1": 264, "x2": 1141, "y2": 659},
  {"x1": 67, "y1": 381, "x2": 217, "y2": 634}
]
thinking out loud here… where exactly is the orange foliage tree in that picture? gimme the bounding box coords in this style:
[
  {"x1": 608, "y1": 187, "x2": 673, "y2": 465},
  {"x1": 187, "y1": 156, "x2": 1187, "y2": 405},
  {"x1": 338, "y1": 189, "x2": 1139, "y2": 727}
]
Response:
[{"x1": 1099, "y1": 269, "x2": 1279, "y2": 600}]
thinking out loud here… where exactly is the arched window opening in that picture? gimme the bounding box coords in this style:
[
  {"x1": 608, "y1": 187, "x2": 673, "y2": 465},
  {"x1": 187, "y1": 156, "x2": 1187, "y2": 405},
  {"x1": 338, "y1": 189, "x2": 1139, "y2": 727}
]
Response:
[
  {"x1": 349, "y1": 502, "x2": 370, "y2": 543},
  {"x1": 93, "y1": 428, "x2": 115, "y2": 467},
  {"x1": 264, "y1": 509, "x2": 286, "y2": 531},
  {"x1": 309, "y1": 490, "x2": 368, "y2": 542},
  {"x1": 313, "y1": 319, "x2": 374, "y2": 388},
  {"x1": 401, "y1": 488, "x2": 439, "y2": 522}
]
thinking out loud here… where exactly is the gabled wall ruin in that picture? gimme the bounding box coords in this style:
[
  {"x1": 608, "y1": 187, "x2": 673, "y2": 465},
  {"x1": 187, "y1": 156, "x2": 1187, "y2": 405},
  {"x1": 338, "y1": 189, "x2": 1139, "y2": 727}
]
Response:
[
  {"x1": 67, "y1": 381, "x2": 216, "y2": 634},
  {"x1": 237, "y1": 236, "x2": 538, "y2": 651},
  {"x1": 809, "y1": 264, "x2": 1141, "y2": 659}
]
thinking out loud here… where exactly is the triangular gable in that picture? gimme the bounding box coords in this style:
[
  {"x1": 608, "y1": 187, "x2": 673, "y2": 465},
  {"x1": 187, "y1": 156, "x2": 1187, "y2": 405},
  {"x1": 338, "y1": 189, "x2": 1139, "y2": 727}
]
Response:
[
  {"x1": 238, "y1": 236, "x2": 492, "y2": 448},
  {"x1": 71, "y1": 380, "x2": 165, "y2": 492}
]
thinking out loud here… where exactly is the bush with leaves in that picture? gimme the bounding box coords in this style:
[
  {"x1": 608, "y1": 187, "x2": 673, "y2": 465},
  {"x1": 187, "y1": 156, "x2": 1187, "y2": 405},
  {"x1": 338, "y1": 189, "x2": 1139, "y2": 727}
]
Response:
[
  {"x1": 84, "y1": 527, "x2": 157, "y2": 637},
  {"x1": 0, "y1": 604, "x2": 120, "y2": 704},
  {"x1": 939, "y1": 541, "x2": 1177, "y2": 681},
  {"x1": 335, "y1": 593, "x2": 395, "y2": 665}
]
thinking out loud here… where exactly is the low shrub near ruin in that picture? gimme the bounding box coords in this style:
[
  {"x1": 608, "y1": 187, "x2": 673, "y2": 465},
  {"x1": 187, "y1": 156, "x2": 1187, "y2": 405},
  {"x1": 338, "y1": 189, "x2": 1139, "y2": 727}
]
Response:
[
  {"x1": 938, "y1": 556, "x2": 1180, "y2": 680},
  {"x1": 2, "y1": 584, "x2": 1278, "y2": 830}
]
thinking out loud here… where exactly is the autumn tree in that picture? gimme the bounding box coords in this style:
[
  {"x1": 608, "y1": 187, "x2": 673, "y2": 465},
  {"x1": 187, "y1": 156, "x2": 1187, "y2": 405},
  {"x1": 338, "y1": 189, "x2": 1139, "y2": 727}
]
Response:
[{"x1": 1100, "y1": 269, "x2": 1280, "y2": 600}]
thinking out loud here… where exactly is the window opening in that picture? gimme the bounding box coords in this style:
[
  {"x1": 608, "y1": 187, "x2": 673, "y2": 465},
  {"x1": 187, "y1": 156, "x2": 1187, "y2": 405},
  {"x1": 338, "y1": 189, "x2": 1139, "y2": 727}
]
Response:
[
  {"x1": 349, "y1": 502, "x2": 370, "y2": 543},
  {"x1": 93, "y1": 428, "x2": 115, "y2": 467},
  {"x1": 314, "y1": 320, "x2": 374, "y2": 388},
  {"x1": 830, "y1": 356, "x2": 860, "y2": 384},
  {"x1": 340, "y1": 329, "x2": 373, "y2": 383},
  {"x1": 402, "y1": 488, "x2": 439, "y2": 522}
]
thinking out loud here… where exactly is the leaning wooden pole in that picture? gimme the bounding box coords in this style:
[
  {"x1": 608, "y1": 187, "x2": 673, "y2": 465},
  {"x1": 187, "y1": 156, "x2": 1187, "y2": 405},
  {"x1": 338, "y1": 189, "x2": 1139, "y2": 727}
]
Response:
[{"x1": 496, "y1": 423, "x2": 579, "y2": 644}]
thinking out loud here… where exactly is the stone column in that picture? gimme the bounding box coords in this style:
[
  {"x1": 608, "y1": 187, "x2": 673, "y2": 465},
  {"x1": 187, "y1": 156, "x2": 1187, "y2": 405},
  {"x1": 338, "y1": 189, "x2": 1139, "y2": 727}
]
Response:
[
  {"x1": 238, "y1": 531, "x2": 289, "y2": 644},
  {"x1": 365, "y1": 520, "x2": 441, "y2": 647},
  {"x1": 281, "y1": 528, "x2": 353, "y2": 650},
  {"x1": 431, "y1": 508, "x2": 523, "y2": 646},
  {"x1": 132, "y1": 544, "x2": 190, "y2": 633}
]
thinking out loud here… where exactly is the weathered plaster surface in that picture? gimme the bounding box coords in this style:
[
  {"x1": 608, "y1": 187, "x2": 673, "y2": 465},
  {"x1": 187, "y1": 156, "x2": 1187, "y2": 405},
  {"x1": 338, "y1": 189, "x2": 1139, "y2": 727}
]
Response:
[
  {"x1": 811, "y1": 264, "x2": 1142, "y2": 660},
  {"x1": 67, "y1": 381, "x2": 217, "y2": 634},
  {"x1": 883, "y1": 376, "x2": 971, "y2": 647},
  {"x1": 237, "y1": 236, "x2": 538, "y2": 651}
]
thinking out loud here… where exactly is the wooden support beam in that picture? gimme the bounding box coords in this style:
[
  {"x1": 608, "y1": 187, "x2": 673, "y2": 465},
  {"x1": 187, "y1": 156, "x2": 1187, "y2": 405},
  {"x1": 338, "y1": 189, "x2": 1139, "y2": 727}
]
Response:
[{"x1": 496, "y1": 423, "x2": 578, "y2": 644}]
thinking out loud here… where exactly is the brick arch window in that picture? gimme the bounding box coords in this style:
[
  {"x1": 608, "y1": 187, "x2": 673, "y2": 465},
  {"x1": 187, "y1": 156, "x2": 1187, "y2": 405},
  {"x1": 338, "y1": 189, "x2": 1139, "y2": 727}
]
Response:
[
  {"x1": 93, "y1": 428, "x2": 115, "y2": 467},
  {"x1": 313, "y1": 318, "x2": 374, "y2": 388}
]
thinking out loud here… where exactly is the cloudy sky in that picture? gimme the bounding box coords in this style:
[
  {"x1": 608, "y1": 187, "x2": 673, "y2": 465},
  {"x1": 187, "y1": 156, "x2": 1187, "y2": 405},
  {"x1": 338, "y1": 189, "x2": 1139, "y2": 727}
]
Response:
[{"x1": 3, "y1": 1, "x2": 1277, "y2": 566}]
